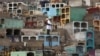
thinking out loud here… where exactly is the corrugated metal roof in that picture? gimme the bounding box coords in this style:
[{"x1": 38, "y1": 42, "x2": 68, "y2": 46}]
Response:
[{"x1": 70, "y1": 7, "x2": 87, "y2": 21}]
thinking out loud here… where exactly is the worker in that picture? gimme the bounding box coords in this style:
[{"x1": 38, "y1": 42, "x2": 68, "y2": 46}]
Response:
[{"x1": 45, "y1": 18, "x2": 52, "y2": 35}]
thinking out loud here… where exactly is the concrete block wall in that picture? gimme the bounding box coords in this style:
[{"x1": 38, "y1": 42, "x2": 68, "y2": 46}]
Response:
[
  {"x1": 64, "y1": 45, "x2": 76, "y2": 54},
  {"x1": 37, "y1": 35, "x2": 60, "y2": 47},
  {"x1": 76, "y1": 42, "x2": 86, "y2": 53},
  {"x1": 91, "y1": 0, "x2": 100, "y2": 7},
  {"x1": 11, "y1": 50, "x2": 43, "y2": 56},
  {"x1": 41, "y1": 3, "x2": 66, "y2": 17},
  {"x1": 86, "y1": 30, "x2": 95, "y2": 52},
  {"x1": 93, "y1": 19, "x2": 100, "y2": 31},
  {"x1": 11, "y1": 51, "x2": 36, "y2": 56},
  {"x1": 6, "y1": 29, "x2": 21, "y2": 36},
  {"x1": 6, "y1": 29, "x2": 21, "y2": 42},
  {"x1": 64, "y1": 44, "x2": 85, "y2": 56},
  {"x1": 60, "y1": 6, "x2": 70, "y2": 25},
  {"x1": 16, "y1": 9, "x2": 22, "y2": 16},
  {"x1": 29, "y1": 10, "x2": 43, "y2": 16},
  {"x1": 45, "y1": 3, "x2": 66, "y2": 8},
  {"x1": 0, "y1": 1, "x2": 97, "y2": 55},
  {"x1": 7, "y1": 2, "x2": 27, "y2": 16},
  {"x1": 24, "y1": 16, "x2": 46, "y2": 28},
  {"x1": 95, "y1": 2, "x2": 100, "y2": 8},
  {"x1": 73, "y1": 21, "x2": 88, "y2": 33},
  {"x1": 21, "y1": 35, "x2": 38, "y2": 42},
  {"x1": 22, "y1": 10, "x2": 29, "y2": 16},
  {"x1": 50, "y1": 0, "x2": 61, "y2": 3},
  {"x1": 41, "y1": 7, "x2": 58, "y2": 18},
  {"x1": 0, "y1": 11, "x2": 11, "y2": 18},
  {"x1": 40, "y1": 1, "x2": 50, "y2": 7},
  {"x1": 4, "y1": 19, "x2": 24, "y2": 29},
  {"x1": 25, "y1": 16, "x2": 37, "y2": 28},
  {"x1": 41, "y1": 3, "x2": 70, "y2": 26},
  {"x1": 7, "y1": 2, "x2": 26, "y2": 10},
  {"x1": 69, "y1": 0, "x2": 92, "y2": 7},
  {"x1": 0, "y1": 18, "x2": 5, "y2": 28},
  {"x1": 0, "y1": 29, "x2": 6, "y2": 38},
  {"x1": 21, "y1": 29, "x2": 42, "y2": 36}
]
